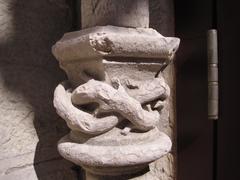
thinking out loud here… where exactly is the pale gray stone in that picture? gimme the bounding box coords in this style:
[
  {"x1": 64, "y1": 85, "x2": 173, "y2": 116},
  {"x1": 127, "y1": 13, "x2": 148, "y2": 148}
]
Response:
[
  {"x1": 53, "y1": 63, "x2": 174, "y2": 176},
  {"x1": 52, "y1": 25, "x2": 179, "y2": 178},
  {"x1": 52, "y1": 26, "x2": 180, "y2": 62},
  {"x1": 58, "y1": 130, "x2": 172, "y2": 176},
  {"x1": 53, "y1": 81, "x2": 119, "y2": 135},
  {"x1": 53, "y1": 73, "x2": 169, "y2": 134}
]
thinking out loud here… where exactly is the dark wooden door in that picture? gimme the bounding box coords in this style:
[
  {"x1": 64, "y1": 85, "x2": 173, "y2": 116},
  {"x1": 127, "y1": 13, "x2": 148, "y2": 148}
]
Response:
[
  {"x1": 175, "y1": 0, "x2": 240, "y2": 180},
  {"x1": 217, "y1": 0, "x2": 240, "y2": 179},
  {"x1": 175, "y1": 1, "x2": 214, "y2": 180}
]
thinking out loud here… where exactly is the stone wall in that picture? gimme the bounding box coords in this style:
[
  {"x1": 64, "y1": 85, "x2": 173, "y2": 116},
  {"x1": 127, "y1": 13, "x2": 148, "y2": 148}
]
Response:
[
  {"x1": 0, "y1": 0, "x2": 176, "y2": 179},
  {"x1": 0, "y1": 0, "x2": 79, "y2": 179}
]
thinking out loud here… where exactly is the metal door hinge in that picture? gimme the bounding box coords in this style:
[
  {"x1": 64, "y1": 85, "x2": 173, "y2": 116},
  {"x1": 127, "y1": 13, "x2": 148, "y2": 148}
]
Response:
[{"x1": 207, "y1": 29, "x2": 218, "y2": 120}]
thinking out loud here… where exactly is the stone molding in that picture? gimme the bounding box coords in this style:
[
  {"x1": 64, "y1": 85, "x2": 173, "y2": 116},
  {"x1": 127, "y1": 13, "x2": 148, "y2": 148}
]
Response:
[{"x1": 52, "y1": 25, "x2": 179, "y2": 177}]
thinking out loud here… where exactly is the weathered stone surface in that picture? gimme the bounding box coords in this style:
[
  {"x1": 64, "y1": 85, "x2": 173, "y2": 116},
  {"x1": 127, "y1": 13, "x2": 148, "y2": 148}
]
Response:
[
  {"x1": 0, "y1": 0, "x2": 178, "y2": 179},
  {"x1": 54, "y1": 81, "x2": 119, "y2": 135},
  {"x1": 52, "y1": 26, "x2": 180, "y2": 89},
  {"x1": 149, "y1": 1, "x2": 177, "y2": 179},
  {"x1": 52, "y1": 26, "x2": 180, "y2": 62},
  {"x1": 52, "y1": 23, "x2": 179, "y2": 177},
  {"x1": 0, "y1": 0, "x2": 72, "y2": 67},
  {"x1": 53, "y1": 60, "x2": 173, "y2": 175},
  {"x1": 84, "y1": 153, "x2": 175, "y2": 180},
  {"x1": 0, "y1": 0, "x2": 78, "y2": 179},
  {"x1": 81, "y1": 0, "x2": 149, "y2": 28},
  {"x1": 55, "y1": 77, "x2": 168, "y2": 133},
  {"x1": 0, "y1": 65, "x2": 79, "y2": 179},
  {"x1": 58, "y1": 130, "x2": 171, "y2": 176},
  {"x1": 54, "y1": 68, "x2": 173, "y2": 177}
]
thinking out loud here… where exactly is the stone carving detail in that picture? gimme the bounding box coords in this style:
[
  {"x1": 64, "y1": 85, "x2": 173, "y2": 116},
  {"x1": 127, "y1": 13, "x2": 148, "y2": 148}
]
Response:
[
  {"x1": 54, "y1": 75, "x2": 169, "y2": 135},
  {"x1": 52, "y1": 25, "x2": 180, "y2": 176}
]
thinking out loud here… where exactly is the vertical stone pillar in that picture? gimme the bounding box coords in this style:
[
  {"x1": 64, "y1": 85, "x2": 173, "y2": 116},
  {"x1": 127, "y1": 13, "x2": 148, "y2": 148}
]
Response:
[
  {"x1": 52, "y1": 1, "x2": 180, "y2": 179},
  {"x1": 81, "y1": 0, "x2": 149, "y2": 28}
]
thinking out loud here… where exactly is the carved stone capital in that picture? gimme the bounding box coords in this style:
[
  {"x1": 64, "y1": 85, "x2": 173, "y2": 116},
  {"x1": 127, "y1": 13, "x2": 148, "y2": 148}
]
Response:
[{"x1": 52, "y1": 25, "x2": 180, "y2": 177}]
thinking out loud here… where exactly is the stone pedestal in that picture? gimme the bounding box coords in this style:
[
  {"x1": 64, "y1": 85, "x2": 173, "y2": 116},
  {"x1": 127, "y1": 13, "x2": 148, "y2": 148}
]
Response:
[
  {"x1": 52, "y1": 25, "x2": 179, "y2": 179},
  {"x1": 52, "y1": 0, "x2": 180, "y2": 179}
]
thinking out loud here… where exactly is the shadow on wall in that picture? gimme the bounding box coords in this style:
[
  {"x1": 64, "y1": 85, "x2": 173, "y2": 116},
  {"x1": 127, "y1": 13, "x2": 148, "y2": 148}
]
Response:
[
  {"x1": 0, "y1": 0, "x2": 82, "y2": 179},
  {"x1": 0, "y1": 0, "x2": 174, "y2": 179}
]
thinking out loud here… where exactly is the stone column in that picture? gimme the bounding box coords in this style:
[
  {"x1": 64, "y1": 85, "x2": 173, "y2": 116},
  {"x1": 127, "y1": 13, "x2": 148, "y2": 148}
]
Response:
[
  {"x1": 52, "y1": 1, "x2": 180, "y2": 179},
  {"x1": 81, "y1": 0, "x2": 149, "y2": 28}
]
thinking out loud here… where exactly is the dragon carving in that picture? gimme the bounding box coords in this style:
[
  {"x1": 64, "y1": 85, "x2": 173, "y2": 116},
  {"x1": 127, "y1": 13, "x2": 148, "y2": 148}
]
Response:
[{"x1": 53, "y1": 73, "x2": 169, "y2": 135}]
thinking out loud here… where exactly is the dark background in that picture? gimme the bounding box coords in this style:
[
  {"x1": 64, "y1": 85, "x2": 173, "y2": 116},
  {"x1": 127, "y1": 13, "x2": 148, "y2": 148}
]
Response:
[{"x1": 175, "y1": 0, "x2": 240, "y2": 179}]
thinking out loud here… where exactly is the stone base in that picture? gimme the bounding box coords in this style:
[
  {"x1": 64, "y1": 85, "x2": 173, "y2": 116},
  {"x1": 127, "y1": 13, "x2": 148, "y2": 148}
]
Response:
[{"x1": 58, "y1": 128, "x2": 171, "y2": 176}]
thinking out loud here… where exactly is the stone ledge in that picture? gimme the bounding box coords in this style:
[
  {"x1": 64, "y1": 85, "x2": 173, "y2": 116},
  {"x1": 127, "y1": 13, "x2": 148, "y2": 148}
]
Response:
[
  {"x1": 52, "y1": 26, "x2": 180, "y2": 62},
  {"x1": 58, "y1": 130, "x2": 171, "y2": 176}
]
